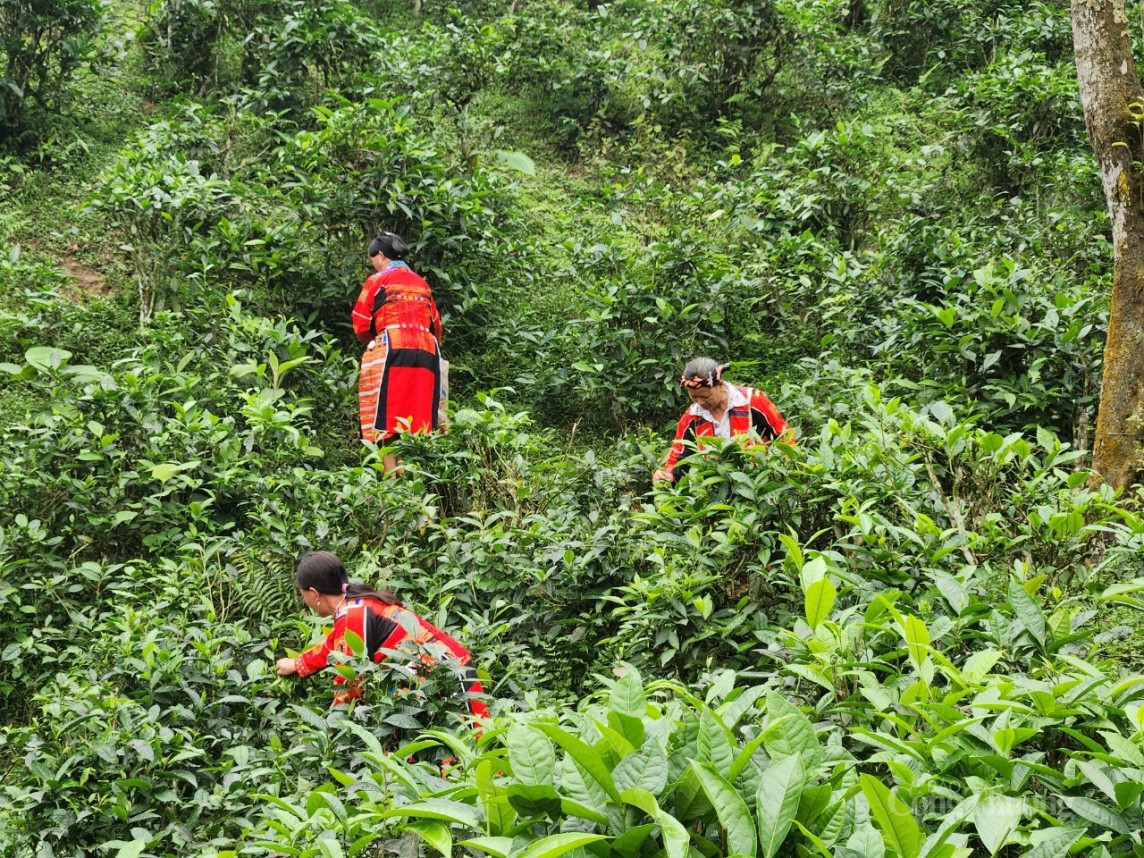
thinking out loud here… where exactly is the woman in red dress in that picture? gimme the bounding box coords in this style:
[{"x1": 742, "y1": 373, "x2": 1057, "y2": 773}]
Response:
[
  {"x1": 351, "y1": 231, "x2": 443, "y2": 474},
  {"x1": 653, "y1": 357, "x2": 791, "y2": 484},
  {"x1": 275, "y1": 551, "x2": 488, "y2": 720}
]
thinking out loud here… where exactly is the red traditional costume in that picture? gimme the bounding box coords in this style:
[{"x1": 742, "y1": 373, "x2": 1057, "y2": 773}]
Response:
[
  {"x1": 293, "y1": 596, "x2": 489, "y2": 718},
  {"x1": 352, "y1": 261, "x2": 443, "y2": 443},
  {"x1": 662, "y1": 383, "x2": 790, "y2": 482}
]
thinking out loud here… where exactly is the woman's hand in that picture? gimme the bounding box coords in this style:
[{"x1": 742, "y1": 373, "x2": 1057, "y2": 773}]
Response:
[
  {"x1": 276, "y1": 657, "x2": 298, "y2": 677},
  {"x1": 652, "y1": 468, "x2": 674, "y2": 484}
]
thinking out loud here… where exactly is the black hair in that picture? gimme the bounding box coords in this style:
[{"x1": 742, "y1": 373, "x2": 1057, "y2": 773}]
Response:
[
  {"x1": 368, "y1": 231, "x2": 409, "y2": 261},
  {"x1": 680, "y1": 357, "x2": 723, "y2": 387},
  {"x1": 294, "y1": 551, "x2": 400, "y2": 604}
]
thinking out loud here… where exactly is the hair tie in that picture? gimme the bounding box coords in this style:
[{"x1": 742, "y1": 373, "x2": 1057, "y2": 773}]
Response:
[{"x1": 341, "y1": 582, "x2": 348, "y2": 594}]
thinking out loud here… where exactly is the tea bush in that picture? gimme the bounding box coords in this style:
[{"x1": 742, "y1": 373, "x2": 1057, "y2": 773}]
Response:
[{"x1": 5, "y1": 0, "x2": 1144, "y2": 855}]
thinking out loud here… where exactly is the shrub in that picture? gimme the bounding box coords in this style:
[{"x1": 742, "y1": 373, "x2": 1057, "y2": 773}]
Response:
[{"x1": 0, "y1": 0, "x2": 103, "y2": 139}]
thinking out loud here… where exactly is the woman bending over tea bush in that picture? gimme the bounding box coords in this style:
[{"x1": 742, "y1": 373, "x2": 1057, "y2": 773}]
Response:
[
  {"x1": 652, "y1": 357, "x2": 791, "y2": 484},
  {"x1": 352, "y1": 231, "x2": 444, "y2": 475},
  {"x1": 276, "y1": 551, "x2": 488, "y2": 718}
]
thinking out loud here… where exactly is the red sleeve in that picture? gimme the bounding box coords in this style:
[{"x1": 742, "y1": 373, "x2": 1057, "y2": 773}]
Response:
[
  {"x1": 294, "y1": 613, "x2": 348, "y2": 678},
  {"x1": 352, "y1": 274, "x2": 382, "y2": 344},
  {"x1": 429, "y1": 294, "x2": 443, "y2": 343},
  {"x1": 663, "y1": 411, "x2": 696, "y2": 473},
  {"x1": 749, "y1": 389, "x2": 792, "y2": 443}
]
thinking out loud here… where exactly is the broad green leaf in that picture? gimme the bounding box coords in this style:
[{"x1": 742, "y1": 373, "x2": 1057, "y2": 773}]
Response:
[
  {"x1": 1023, "y1": 825, "x2": 1086, "y2": 858},
  {"x1": 756, "y1": 754, "x2": 806, "y2": 858},
  {"x1": 691, "y1": 763, "x2": 757, "y2": 858},
  {"x1": 109, "y1": 841, "x2": 147, "y2": 858},
  {"x1": 608, "y1": 710, "x2": 646, "y2": 749},
  {"x1": 1099, "y1": 730, "x2": 1144, "y2": 767},
  {"x1": 795, "y1": 785, "x2": 833, "y2": 828},
  {"x1": 860, "y1": 774, "x2": 921, "y2": 858},
  {"x1": 506, "y1": 783, "x2": 562, "y2": 818},
  {"x1": 804, "y1": 577, "x2": 836, "y2": 629},
  {"x1": 151, "y1": 462, "x2": 181, "y2": 483},
  {"x1": 344, "y1": 630, "x2": 364, "y2": 658},
  {"x1": 382, "y1": 798, "x2": 483, "y2": 829},
  {"x1": 655, "y1": 806, "x2": 691, "y2": 858},
  {"x1": 508, "y1": 726, "x2": 556, "y2": 787},
  {"x1": 560, "y1": 751, "x2": 610, "y2": 816},
  {"x1": 933, "y1": 572, "x2": 968, "y2": 615},
  {"x1": 1114, "y1": 781, "x2": 1144, "y2": 810},
  {"x1": 961, "y1": 649, "x2": 1002, "y2": 684},
  {"x1": 560, "y1": 798, "x2": 610, "y2": 825},
  {"x1": 460, "y1": 837, "x2": 515, "y2": 858},
  {"x1": 513, "y1": 832, "x2": 606, "y2": 858},
  {"x1": 1007, "y1": 579, "x2": 1046, "y2": 641},
  {"x1": 494, "y1": 150, "x2": 536, "y2": 176},
  {"x1": 896, "y1": 613, "x2": 931, "y2": 672},
  {"x1": 612, "y1": 824, "x2": 657, "y2": 858},
  {"x1": 1074, "y1": 759, "x2": 1118, "y2": 804},
  {"x1": 1060, "y1": 795, "x2": 1132, "y2": 835},
  {"x1": 918, "y1": 793, "x2": 980, "y2": 858},
  {"x1": 620, "y1": 787, "x2": 659, "y2": 817},
  {"x1": 697, "y1": 707, "x2": 735, "y2": 777},
  {"x1": 26, "y1": 346, "x2": 72, "y2": 372},
  {"x1": 845, "y1": 821, "x2": 885, "y2": 858},
  {"x1": 613, "y1": 740, "x2": 669, "y2": 794},
  {"x1": 728, "y1": 715, "x2": 791, "y2": 781},
  {"x1": 479, "y1": 758, "x2": 516, "y2": 835},
  {"x1": 406, "y1": 820, "x2": 452, "y2": 857},
  {"x1": 611, "y1": 666, "x2": 646, "y2": 718},
  {"x1": 536, "y1": 723, "x2": 621, "y2": 804},
  {"x1": 800, "y1": 556, "x2": 827, "y2": 591},
  {"x1": 793, "y1": 821, "x2": 834, "y2": 858},
  {"x1": 972, "y1": 794, "x2": 1022, "y2": 855},
  {"x1": 674, "y1": 764, "x2": 713, "y2": 821},
  {"x1": 718, "y1": 685, "x2": 768, "y2": 730},
  {"x1": 764, "y1": 694, "x2": 820, "y2": 765},
  {"x1": 590, "y1": 718, "x2": 637, "y2": 758}
]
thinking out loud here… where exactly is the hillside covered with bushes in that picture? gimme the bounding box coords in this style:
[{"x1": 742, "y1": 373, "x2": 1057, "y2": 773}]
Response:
[{"x1": 3, "y1": 0, "x2": 1144, "y2": 856}]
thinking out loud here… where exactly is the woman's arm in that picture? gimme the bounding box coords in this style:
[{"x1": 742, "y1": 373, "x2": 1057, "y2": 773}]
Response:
[
  {"x1": 277, "y1": 612, "x2": 349, "y2": 678},
  {"x1": 655, "y1": 413, "x2": 697, "y2": 483},
  {"x1": 351, "y1": 276, "x2": 381, "y2": 344}
]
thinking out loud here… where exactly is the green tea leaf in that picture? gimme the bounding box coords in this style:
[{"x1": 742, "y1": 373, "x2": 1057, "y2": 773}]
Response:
[
  {"x1": 804, "y1": 577, "x2": 836, "y2": 629},
  {"x1": 406, "y1": 820, "x2": 453, "y2": 857},
  {"x1": 860, "y1": 774, "x2": 921, "y2": 858},
  {"x1": 535, "y1": 722, "x2": 621, "y2": 804},
  {"x1": 691, "y1": 763, "x2": 757, "y2": 858},
  {"x1": 382, "y1": 798, "x2": 483, "y2": 829},
  {"x1": 508, "y1": 726, "x2": 556, "y2": 787},
  {"x1": 460, "y1": 837, "x2": 515, "y2": 858},
  {"x1": 613, "y1": 741, "x2": 669, "y2": 794},
  {"x1": 764, "y1": 694, "x2": 820, "y2": 765},
  {"x1": 697, "y1": 707, "x2": 735, "y2": 777},
  {"x1": 972, "y1": 794, "x2": 1022, "y2": 855},
  {"x1": 513, "y1": 833, "x2": 606, "y2": 858},
  {"x1": 1060, "y1": 795, "x2": 1131, "y2": 835},
  {"x1": 756, "y1": 754, "x2": 806, "y2": 858},
  {"x1": 611, "y1": 666, "x2": 646, "y2": 718},
  {"x1": 1023, "y1": 825, "x2": 1086, "y2": 858},
  {"x1": 1007, "y1": 578, "x2": 1046, "y2": 642}
]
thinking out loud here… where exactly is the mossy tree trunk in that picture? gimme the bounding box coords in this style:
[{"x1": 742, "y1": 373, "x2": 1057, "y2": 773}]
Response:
[{"x1": 1072, "y1": 0, "x2": 1144, "y2": 490}]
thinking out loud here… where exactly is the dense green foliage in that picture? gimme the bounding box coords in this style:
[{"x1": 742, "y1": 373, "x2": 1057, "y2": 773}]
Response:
[{"x1": 2, "y1": 0, "x2": 1144, "y2": 856}]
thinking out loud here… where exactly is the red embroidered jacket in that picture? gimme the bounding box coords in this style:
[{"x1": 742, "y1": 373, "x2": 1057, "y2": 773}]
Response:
[
  {"x1": 663, "y1": 384, "x2": 790, "y2": 481},
  {"x1": 294, "y1": 596, "x2": 487, "y2": 716},
  {"x1": 351, "y1": 262, "x2": 442, "y2": 351}
]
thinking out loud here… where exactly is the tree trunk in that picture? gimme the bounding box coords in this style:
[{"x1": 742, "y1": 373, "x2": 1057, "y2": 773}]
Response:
[{"x1": 1072, "y1": 0, "x2": 1144, "y2": 490}]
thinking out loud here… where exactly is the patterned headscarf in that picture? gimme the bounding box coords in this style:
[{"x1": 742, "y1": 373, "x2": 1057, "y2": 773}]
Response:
[{"x1": 680, "y1": 357, "x2": 723, "y2": 389}]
